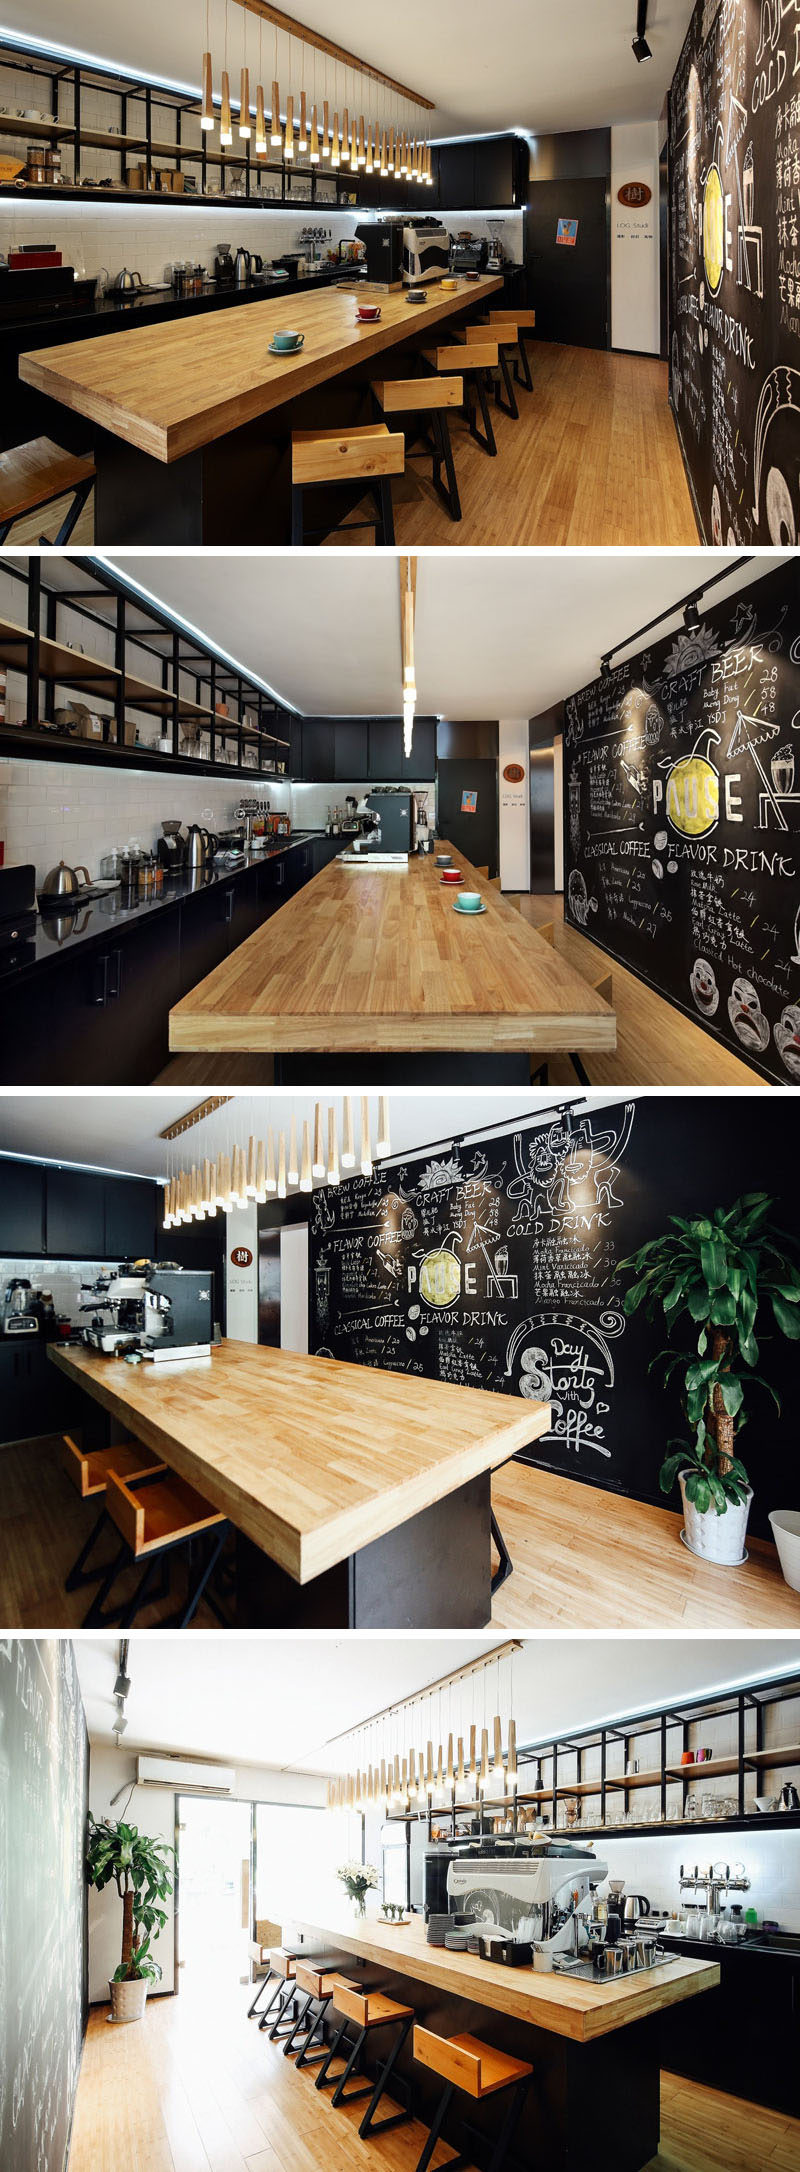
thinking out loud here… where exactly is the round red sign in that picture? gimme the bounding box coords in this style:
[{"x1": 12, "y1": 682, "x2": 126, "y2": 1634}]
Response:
[
  {"x1": 502, "y1": 762, "x2": 525, "y2": 784},
  {"x1": 617, "y1": 182, "x2": 652, "y2": 208},
  {"x1": 230, "y1": 1246, "x2": 253, "y2": 1267}
]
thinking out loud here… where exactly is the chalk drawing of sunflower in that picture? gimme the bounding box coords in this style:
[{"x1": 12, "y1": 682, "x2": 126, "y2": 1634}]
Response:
[{"x1": 661, "y1": 623, "x2": 721, "y2": 677}]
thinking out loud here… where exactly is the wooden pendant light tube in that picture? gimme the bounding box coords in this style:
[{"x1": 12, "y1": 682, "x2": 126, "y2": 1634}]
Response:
[
  {"x1": 277, "y1": 1133, "x2": 287, "y2": 1198},
  {"x1": 322, "y1": 96, "x2": 329, "y2": 154},
  {"x1": 331, "y1": 108, "x2": 340, "y2": 164},
  {"x1": 288, "y1": 1112, "x2": 298, "y2": 1184},
  {"x1": 342, "y1": 1096, "x2": 355, "y2": 1167},
  {"x1": 246, "y1": 1134, "x2": 257, "y2": 1195},
  {"x1": 380, "y1": 125, "x2": 387, "y2": 175},
  {"x1": 220, "y1": 69, "x2": 233, "y2": 144},
  {"x1": 446, "y1": 1733, "x2": 454, "y2": 1786},
  {"x1": 493, "y1": 1713, "x2": 505, "y2": 1783},
  {"x1": 408, "y1": 1746, "x2": 417, "y2": 1798},
  {"x1": 298, "y1": 88, "x2": 307, "y2": 148},
  {"x1": 376, "y1": 1094, "x2": 390, "y2": 1155},
  {"x1": 255, "y1": 81, "x2": 267, "y2": 150},
  {"x1": 208, "y1": 1162, "x2": 218, "y2": 1215},
  {"x1": 457, "y1": 1736, "x2": 465, "y2": 1787},
  {"x1": 360, "y1": 1094, "x2": 371, "y2": 1175},
  {"x1": 202, "y1": 50, "x2": 214, "y2": 130},
  {"x1": 310, "y1": 103, "x2": 319, "y2": 161},
  {"x1": 239, "y1": 65, "x2": 251, "y2": 134},
  {"x1": 480, "y1": 1727, "x2": 491, "y2": 1794},
  {"x1": 425, "y1": 1740, "x2": 434, "y2": 1795},
  {"x1": 507, "y1": 1718, "x2": 518, "y2": 1791},
  {"x1": 284, "y1": 91, "x2": 293, "y2": 156},
  {"x1": 327, "y1": 1106, "x2": 339, "y2": 1187},
  {"x1": 469, "y1": 1723, "x2": 477, "y2": 1785},
  {"x1": 388, "y1": 124, "x2": 395, "y2": 172},
  {"x1": 312, "y1": 1101, "x2": 324, "y2": 1176},
  {"x1": 270, "y1": 77, "x2": 281, "y2": 142},
  {"x1": 342, "y1": 106, "x2": 349, "y2": 162},
  {"x1": 255, "y1": 1139, "x2": 266, "y2": 1202},
  {"x1": 266, "y1": 1126, "x2": 276, "y2": 1192},
  {"x1": 300, "y1": 1119, "x2": 312, "y2": 1192}
]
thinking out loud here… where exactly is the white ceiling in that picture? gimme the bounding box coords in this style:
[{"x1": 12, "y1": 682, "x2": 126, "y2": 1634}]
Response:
[
  {"x1": 0, "y1": 1086, "x2": 624, "y2": 1179},
  {"x1": 75, "y1": 1634, "x2": 800, "y2": 1770},
  {"x1": 8, "y1": 2, "x2": 693, "y2": 138},
  {"x1": 102, "y1": 554, "x2": 785, "y2": 723}
]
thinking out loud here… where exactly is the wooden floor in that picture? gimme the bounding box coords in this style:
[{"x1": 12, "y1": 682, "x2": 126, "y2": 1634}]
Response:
[
  {"x1": 3, "y1": 1434, "x2": 797, "y2": 1632},
  {"x1": 9, "y1": 344, "x2": 697, "y2": 549},
  {"x1": 67, "y1": 1983, "x2": 800, "y2": 2172}
]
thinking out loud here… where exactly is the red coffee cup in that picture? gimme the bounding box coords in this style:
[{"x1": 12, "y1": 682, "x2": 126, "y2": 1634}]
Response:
[{"x1": 357, "y1": 304, "x2": 380, "y2": 321}]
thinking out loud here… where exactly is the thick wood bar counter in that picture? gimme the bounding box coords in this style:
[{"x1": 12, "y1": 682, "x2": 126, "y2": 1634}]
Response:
[
  {"x1": 19, "y1": 275, "x2": 502, "y2": 542},
  {"x1": 284, "y1": 1911, "x2": 719, "y2": 2172},
  {"x1": 48, "y1": 1338, "x2": 549, "y2": 1627},
  {"x1": 168, "y1": 840, "x2": 617, "y2": 1083}
]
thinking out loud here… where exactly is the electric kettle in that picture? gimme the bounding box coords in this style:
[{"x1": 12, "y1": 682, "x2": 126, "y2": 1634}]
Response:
[
  {"x1": 39, "y1": 858, "x2": 92, "y2": 902},
  {"x1": 623, "y1": 1895, "x2": 651, "y2": 1925}
]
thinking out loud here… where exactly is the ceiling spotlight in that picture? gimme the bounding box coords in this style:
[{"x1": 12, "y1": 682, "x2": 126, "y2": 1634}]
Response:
[
  {"x1": 632, "y1": 1, "x2": 651, "y2": 61},
  {"x1": 600, "y1": 656, "x2": 612, "y2": 680},
  {"x1": 684, "y1": 598, "x2": 701, "y2": 632},
  {"x1": 113, "y1": 1667, "x2": 131, "y2": 1700},
  {"x1": 112, "y1": 1704, "x2": 128, "y2": 1738}
]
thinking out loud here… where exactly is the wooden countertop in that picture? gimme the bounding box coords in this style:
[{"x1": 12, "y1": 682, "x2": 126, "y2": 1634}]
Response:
[
  {"x1": 19, "y1": 276, "x2": 503, "y2": 463},
  {"x1": 285, "y1": 1912, "x2": 719, "y2": 2045},
  {"x1": 49, "y1": 1338, "x2": 548, "y2": 1582},
  {"x1": 168, "y1": 842, "x2": 617, "y2": 1056}
]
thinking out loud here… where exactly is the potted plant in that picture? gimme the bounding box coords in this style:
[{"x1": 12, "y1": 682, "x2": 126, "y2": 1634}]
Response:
[
  {"x1": 621, "y1": 1191, "x2": 800, "y2": 1567},
  {"x1": 336, "y1": 1858, "x2": 378, "y2": 1920},
  {"x1": 86, "y1": 1814, "x2": 174, "y2": 2023}
]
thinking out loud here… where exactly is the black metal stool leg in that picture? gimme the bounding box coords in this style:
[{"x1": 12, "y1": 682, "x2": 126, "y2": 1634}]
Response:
[
  {"x1": 270, "y1": 1987, "x2": 307, "y2": 2044},
  {"x1": 330, "y1": 2021, "x2": 368, "y2": 2101},
  {"x1": 291, "y1": 483, "x2": 305, "y2": 545},
  {"x1": 248, "y1": 1968, "x2": 278, "y2": 2019},
  {"x1": 514, "y1": 335, "x2": 533, "y2": 391},
  {"x1": 119, "y1": 1550, "x2": 163, "y2": 1628},
  {"x1": 81, "y1": 1540, "x2": 129, "y2": 1627},
  {"x1": 432, "y1": 410, "x2": 462, "y2": 522},
  {"x1": 358, "y1": 2014, "x2": 413, "y2": 2137},
  {"x1": 490, "y1": 1509, "x2": 514, "y2": 1597},
  {"x1": 280, "y1": 1991, "x2": 314, "y2": 2056},
  {"x1": 487, "y1": 2079, "x2": 530, "y2": 2172},
  {"x1": 54, "y1": 477, "x2": 94, "y2": 545},
  {"x1": 414, "y1": 2080, "x2": 465, "y2": 2172},
  {"x1": 569, "y1": 1052, "x2": 592, "y2": 1086},
  {"x1": 374, "y1": 476, "x2": 396, "y2": 546},
  {"x1": 295, "y1": 1992, "x2": 333, "y2": 2067},
  {"x1": 260, "y1": 1981, "x2": 295, "y2": 2033},
  {"x1": 468, "y1": 372, "x2": 497, "y2": 456},
  {"x1": 170, "y1": 1522, "x2": 229, "y2": 1628},
  {"x1": 65, "y1": 1504, "x2": 111, "y2": 1591},
  {"x1": 494, "y1": 347, "x2": 519, "y2": 419},
  {"x1": 313, "y1": 2012, "x2": 351, "y2": 2088}
]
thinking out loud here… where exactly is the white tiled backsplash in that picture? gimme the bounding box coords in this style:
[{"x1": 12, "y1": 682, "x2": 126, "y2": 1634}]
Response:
[
  {"x1": 598, "y1": 1827, "x2": 800, "y2": 1934},
  {"x1": 0, "y1": 201, "x2": 362, "y2": 289},
  {"x1": 2, "y1": 1257, "x2": 153, "y2": 1318},
  {"x1": 0, "y1": 758, "x2": 289, "y2": 885}
]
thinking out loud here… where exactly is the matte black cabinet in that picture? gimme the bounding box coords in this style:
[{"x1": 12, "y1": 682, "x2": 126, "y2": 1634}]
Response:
[
  {"x1": 660, "y1": 1942, "x2": 800, "y2": 2117},
  {"x1": 1, "y1": 908, "x2": 183, "y2": 1087},
  {"x1": 301, "y1": 719, "x2": 336, "y2": 780},
  {"x1": 298, "y1": 717, "x2": 436, "y2": 783},
  {"x1": 46, "y1": 1166, "x2": 106, "y2": 1257},
  {"x1": 312, "y1": 836, "x2": 345, "y2": 874},
  {"x1": 368, "y1": 715, "x2": 436, "y2": 781},
  {"x1": 435, "y1": 134, "x2": 528, "y2": 210},
  {"x1": 0, "y1": 1339, "x2": 83, "y2": 1444},
  {"x1": 0, "y1": 1158, "x2": 45, "y2": 1255},
  {"x1": 104, "y1": 1176, "x2": 156, "y2": 1261},
  {"x1": 334, "y1": 719, "x2": 369, "y2": 780}
]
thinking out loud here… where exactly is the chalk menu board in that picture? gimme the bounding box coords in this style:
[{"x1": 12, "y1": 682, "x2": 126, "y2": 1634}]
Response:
[
  {"x1": 0, "y1": 1639, "x2": 88, "y2": 2172},
  {"x1": 668, "y1": 0, "x2": 800, "y2": 544},
  {"x1": 563, "y1": 557, "x2": 800, "y2": 1084},
  {"x1": 308, "y1": 1098, "x2": 798, "y2": 1535}
]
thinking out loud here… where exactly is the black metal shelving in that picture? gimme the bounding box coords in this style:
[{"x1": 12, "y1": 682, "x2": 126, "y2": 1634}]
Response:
[
  {"x1": 383, "y1": 1668, "x2": 800, "y2": 1845},
  {"x1": 0, "y1": 552, "x2": 297, "y2": 784}
]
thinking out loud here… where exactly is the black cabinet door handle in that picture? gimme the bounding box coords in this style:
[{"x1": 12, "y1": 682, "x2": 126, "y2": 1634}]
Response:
[
  {"x1": 107, "y1": 949, "x2": 121, "y2": 1001},
  {"x1": 91, "y1": 955, "x2": 109, "y2": 1006},
  {"x1": 223, "y1": 887, "x2": 234, "y2": 923}
]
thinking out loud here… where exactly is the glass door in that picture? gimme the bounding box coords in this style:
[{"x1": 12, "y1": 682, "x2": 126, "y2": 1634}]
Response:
[{"x1": 176, "y1": 1794, "x2": 253, "y2": 1992}]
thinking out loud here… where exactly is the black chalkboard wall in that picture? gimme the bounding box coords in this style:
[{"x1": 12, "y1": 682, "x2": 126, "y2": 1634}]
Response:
[
  {"x1": 563, "y1": 557, "x2": 800, "y2": 1084},
  {"x1": 0, "y1": 1639, "x2": 88, "y2": 2172},
  {"x1": 668, "y1": 0, "x2": 800, "y2": 544},
  {"x1": 308, "y1": 1097, "x2": 798, "y2": 1538}
]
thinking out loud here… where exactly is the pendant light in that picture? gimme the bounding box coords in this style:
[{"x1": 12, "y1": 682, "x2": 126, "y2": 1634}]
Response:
[
  {"x1": 254, "y1": 1138, "x2": 266, "y2": 1203},
  {"x1": 284, "y1": 92, "x2": 294, "y2": 160},
  {"x1": 446, "y1": 1732, "x2": 454, "y2": 1791},
  {"x1": 360, "y1": 1096, "x2": 372, "y2": 1176},
  {"x1": 266, "y1": 1126, "x2": 276, "y2": 1193},
  {"x1": 457, "y1": 1735, "x2": 466, "y2": 1790},
  {"x1": 479, "y1": 1726, "x2": 491, "y2": 1796},
  {"x1": 220, "y1": 0, "x2": 232, "y2": 146},
  {"x1": 310, "y1": 106, "x2": 319, "y2": 161},
  {"x1": 342, "y1": 105, "x2": 350, "y2": 165},
  {"x1": 246, "y1": 1133, "x2": 257, "y2": 1196},
  {"x1": 288, "y1": 1113, "x2": 298, "y2": 1186},
  {"x1": 239, "y1": 71, "x2": 250, "y2": 136},
  {"x1": 270, "y1": 22, "x2": 282, "y2": 146},
  {"x1": 493, "y1": 1713, "x2": 506, "y2": 1792},
  {"x1": 331, "y1": 106, "x2": 340, "y2": 167},
  {"x1": 365, "y1": 121, "x2": 373, "y2": 175},
  {"x1": 468, "y1": 1723, "x2": 477, "y2": 1793},
  {"x1": 322, "y1": 95, "x2": 330, "y2": 158},
  {"x1": 408, "y1": 1746, "x2": 418, "y2": 1801},
  {"x1": 327, "y1": 1107, "x2": 340, "y2": 1187},
  {"x1": 277, "y1": 1133, "x2": 287, "y2": 1199},
  {"x1": 300, "y1": 1119, "x2": 312, "y2": 1193},
  {"x1": 376, "y1": 1095, "x2": 390, "y2": 1156},
  {"x1": 299, "y1": 90, "x2": 308, "y2": 153},
  {"x1": 507, "y1": 1719, "x2": 518, "y2": 1794},
  {"x1": 313, "y1": 1102, "x2": 325, "y2": 1178},
  {"x1": 201, "y1": 0, "x2": 214, "y2": 133},
  {"x1": 388, "y1": 124, "x2": 395, "y2": 175},
  {"x1": 255, "y1": 83, "x2": 266, "y2": 155},
  {"x1": 341, "y1": 1096, "x2": 355, "y2": 1168}
]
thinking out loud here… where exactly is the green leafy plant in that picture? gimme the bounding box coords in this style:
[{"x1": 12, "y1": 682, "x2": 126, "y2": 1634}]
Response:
[
  {"x1": 621, "y1": 1192, "x2": 800, "y2": 1516},
  {"x1": 86, "y1": 1815, "x2": 174, "y2": 1984}
]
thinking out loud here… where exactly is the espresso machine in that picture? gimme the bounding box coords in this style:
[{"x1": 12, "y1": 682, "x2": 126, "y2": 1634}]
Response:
[
  {"x1": 79, "y1": 1262, "x2": 213, "y2": 1361},
  {"x1": 447, "y1": 1838, "x2": 608, "y2": 1968},
  {"x1": 1, "y1": 1277, "x2": 39, "y2": 1335}
]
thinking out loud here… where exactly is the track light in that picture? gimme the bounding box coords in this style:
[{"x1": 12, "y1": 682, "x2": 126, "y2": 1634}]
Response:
[
  {"x1": 632, "y1": 33, "x2": 651, "y2": 59},
  {"x1": 113, "y1": 1667, "x2": 130, "y2": 1700},
  {"x1": 632, "y1": 0, "x2": 651, "y2": 60},
  {"x1": 600, "y1": 656, "x2": 611, "y2": 680},
  {"x1": 684, "y1": 598, "x2": 701, "y2": 632}
]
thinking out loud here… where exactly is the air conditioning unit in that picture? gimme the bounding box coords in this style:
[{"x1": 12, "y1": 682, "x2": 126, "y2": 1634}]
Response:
[{"x1": 136, "y1": 1754, "x2": 235, "y2": 1794}]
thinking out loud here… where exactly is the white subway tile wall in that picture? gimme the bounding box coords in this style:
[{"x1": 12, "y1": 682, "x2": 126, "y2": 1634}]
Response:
[
  {"x1": 597, "y1": 1826, "x2": 800, "y2": 1934},
  {"x1": 2, "y1": 1255, "x2": 161, "y2": 1321}
]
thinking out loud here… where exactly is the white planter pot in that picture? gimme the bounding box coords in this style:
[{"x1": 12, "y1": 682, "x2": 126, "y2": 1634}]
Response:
[
  {"x1": 769, "y1": 1511, "x2": 800, "y2": 1593},
  {"x1": 679, "y1": 1471, "x2": 753, "y2": 1567},
  {"x1": 109, "y1": 1977, "x2": 149, "y2": 2023}
]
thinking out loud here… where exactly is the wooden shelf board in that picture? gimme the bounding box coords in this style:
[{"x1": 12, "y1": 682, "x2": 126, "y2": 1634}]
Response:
[
  {"x1": 605, "y1": 1768, "x2": 664, "y2": 1791},
  {"x1": 666, "y1": 1757, "x2": 741, "y2": 1782},
  {"x1": 0, "y1": 724, "x2": 299, "y2": 783},
  {"x1": 747, "y1": 1742, "x2": 800, "y2": 1768},
  {"x1": 0, "y1": 113, "x2": 75, "y2": 141}
]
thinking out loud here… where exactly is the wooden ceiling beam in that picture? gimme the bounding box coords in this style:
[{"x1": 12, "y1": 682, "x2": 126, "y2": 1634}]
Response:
[
  {"x1": 230, "y1": 1, "x2": 435, "y2": 109},
  {"x1": 159, "y1": 1096, "x2": 233, "y2": 1140}
]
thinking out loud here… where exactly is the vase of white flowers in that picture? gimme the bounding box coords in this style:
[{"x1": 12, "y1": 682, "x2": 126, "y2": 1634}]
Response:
[{"x1": 337, "y1": 1859, "x2": 378, "y2": 1920}]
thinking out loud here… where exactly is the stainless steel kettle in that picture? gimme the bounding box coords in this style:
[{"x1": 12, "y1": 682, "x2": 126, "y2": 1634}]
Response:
[
  {"x1": 113, "y1": 267, "x2": 144, "y2": 293},
  {"x1": 623, "y1": 1895, "x2": 651, "y2": 1924},
  {"x1": 39, "y1": 858, "x2": 92, "y2": 900},
  {"x1": 234, "y1": 247, "x2": 251, "y2": 286},
  {"x1": 187, "y1": 824, "x2": 208, "y2": 870}
]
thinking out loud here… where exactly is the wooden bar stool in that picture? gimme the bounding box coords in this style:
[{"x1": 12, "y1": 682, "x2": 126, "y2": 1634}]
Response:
[
  {"x1": 290, "y1": 426, "x2": 404, "y2": 545},
  {"x1": 315, "y1": 1978, "x2": 414, "y2": 2138},
  {"x1": 413, "y1": 2026, "x2": 532, "y2": 2172},
  {"x1": 421, "y1": 340, "x2": 499, "y2": 456},
  {"x1": 61, "y1": 1428, "x2": 166, "y2": 1593},
  {"x1": 281, "y1": 1960, "x2": 357, "y2": 2063},
  {"x1": 463, "y1": 323, "x2": 519, "y2": 419},
  {"x1": 82, "y1": 1467, "x2": 230, "y2": 1630},
  {"x1": 482, "y1": 310, "x2": 536, "y2": 392},
  {"x1": 0, "y1": 437, "x2": 95, "y2": 544},
  {"x1": 370, "y1": 376, "x2": 464, "y2": 521}
]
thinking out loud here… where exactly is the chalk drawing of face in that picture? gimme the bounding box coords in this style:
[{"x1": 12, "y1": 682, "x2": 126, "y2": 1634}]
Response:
[
  {"x1": 690, "y1": 956, "x2": 719, "y2": 1017},
  {"x1": 727, "y1": 977, "x2": 770, "y2": 1052},
  {"x1": 775, "y1": 1005, "x2": 800, "y2": 1079},
  {"x1": 567, "y1": 869, "x2": 596, "y2": 928}
]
